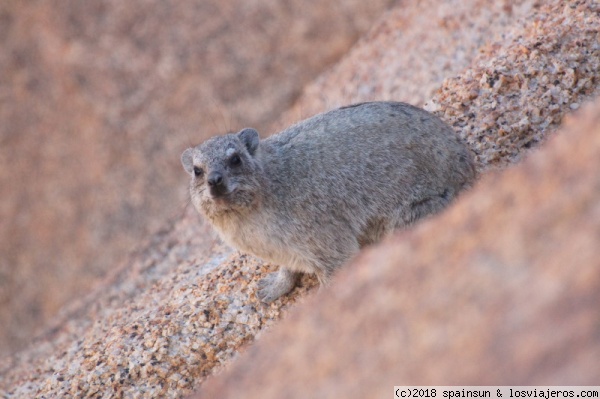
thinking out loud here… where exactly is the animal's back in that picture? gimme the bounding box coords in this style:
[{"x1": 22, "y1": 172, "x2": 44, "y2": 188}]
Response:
[{"x1": 260, "y1": 102, "x2": 474, "y2": 243}]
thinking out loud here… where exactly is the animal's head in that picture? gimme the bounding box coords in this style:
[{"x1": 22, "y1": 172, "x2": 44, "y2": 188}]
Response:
[{"x1": 181, "y1": 128, "x2": 263, "y2": 219}]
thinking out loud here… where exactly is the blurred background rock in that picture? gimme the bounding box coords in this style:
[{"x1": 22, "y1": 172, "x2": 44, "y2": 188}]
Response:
[{"x1": 0, "y1": 0, "x2": 396, "y2": 355}]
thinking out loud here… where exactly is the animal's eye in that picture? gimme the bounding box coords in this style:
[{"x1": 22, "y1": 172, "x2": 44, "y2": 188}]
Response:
[
  {"x1": 229, "y1": 154, "x2": 241, "y2": 167},
  {"x1": 193, "y1": 166, "x2": 204, "y2": 177}
]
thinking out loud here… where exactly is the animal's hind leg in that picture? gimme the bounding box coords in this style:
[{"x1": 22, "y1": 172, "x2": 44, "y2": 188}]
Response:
[{"x1": 357, "y1": 217, "x2": 387, "y2": 248}]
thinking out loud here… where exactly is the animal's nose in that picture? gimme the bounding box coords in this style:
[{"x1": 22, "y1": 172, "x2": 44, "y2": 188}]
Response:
[{"x1": 207, "y1": 172, "x2": 223, "y2": 187}]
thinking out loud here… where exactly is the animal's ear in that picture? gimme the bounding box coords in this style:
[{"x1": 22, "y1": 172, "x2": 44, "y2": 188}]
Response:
[
  {"x1": 181, "y1": 148, "x2": 194, "y2": 175},
  {"x1": 238, "y1": 128, "x2": 260, "y2": 155}
]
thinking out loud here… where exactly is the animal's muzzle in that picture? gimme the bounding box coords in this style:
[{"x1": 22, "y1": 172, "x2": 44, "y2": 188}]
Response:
[{"x1": 207, "y1": 171, "x2": 227, "y2": 196}]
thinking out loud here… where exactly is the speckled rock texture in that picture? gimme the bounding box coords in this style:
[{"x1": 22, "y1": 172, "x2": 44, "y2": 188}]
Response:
[
  {"x1": 427, "y1": 0, "x2": 600, "y2": 170},
  {"x1": 0, "y1": 208, "x2": 317, "y2": 398},
  {"x1": 196, "y1": 95, "x2": 600, "y2": 399},
  {"x1": 1, "y1": 0, "x2": 599, "y2": 397},
  {"x1": 0, "y1": 0, "x2": 394, "y2": 355},
  {"x1": 274, "y1": 0, "x2": 537, "y2": 128}
]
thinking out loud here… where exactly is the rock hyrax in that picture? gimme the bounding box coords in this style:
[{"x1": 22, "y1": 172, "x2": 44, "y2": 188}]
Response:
[{"x1": 182, "y1": 101, "x2": 475, "y2": 302}]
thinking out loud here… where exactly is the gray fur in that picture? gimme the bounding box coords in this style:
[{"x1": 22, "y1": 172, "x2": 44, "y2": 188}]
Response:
[{"x1": 182, "y1": 101, "x2": 476, "y2": 302}]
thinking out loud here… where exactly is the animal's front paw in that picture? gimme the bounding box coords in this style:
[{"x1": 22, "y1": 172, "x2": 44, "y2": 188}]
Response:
[{"x1": 257, "y1": 269, "x2": 298, "y2": 303}]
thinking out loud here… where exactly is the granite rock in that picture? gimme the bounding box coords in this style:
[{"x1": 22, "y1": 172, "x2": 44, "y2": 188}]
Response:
[
  {"x1": 273, "y1": 0, "x2": 538, "y2": 129},
  {"x1": 428, "y1": 0, "x2": 600, "y2": 170}
]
